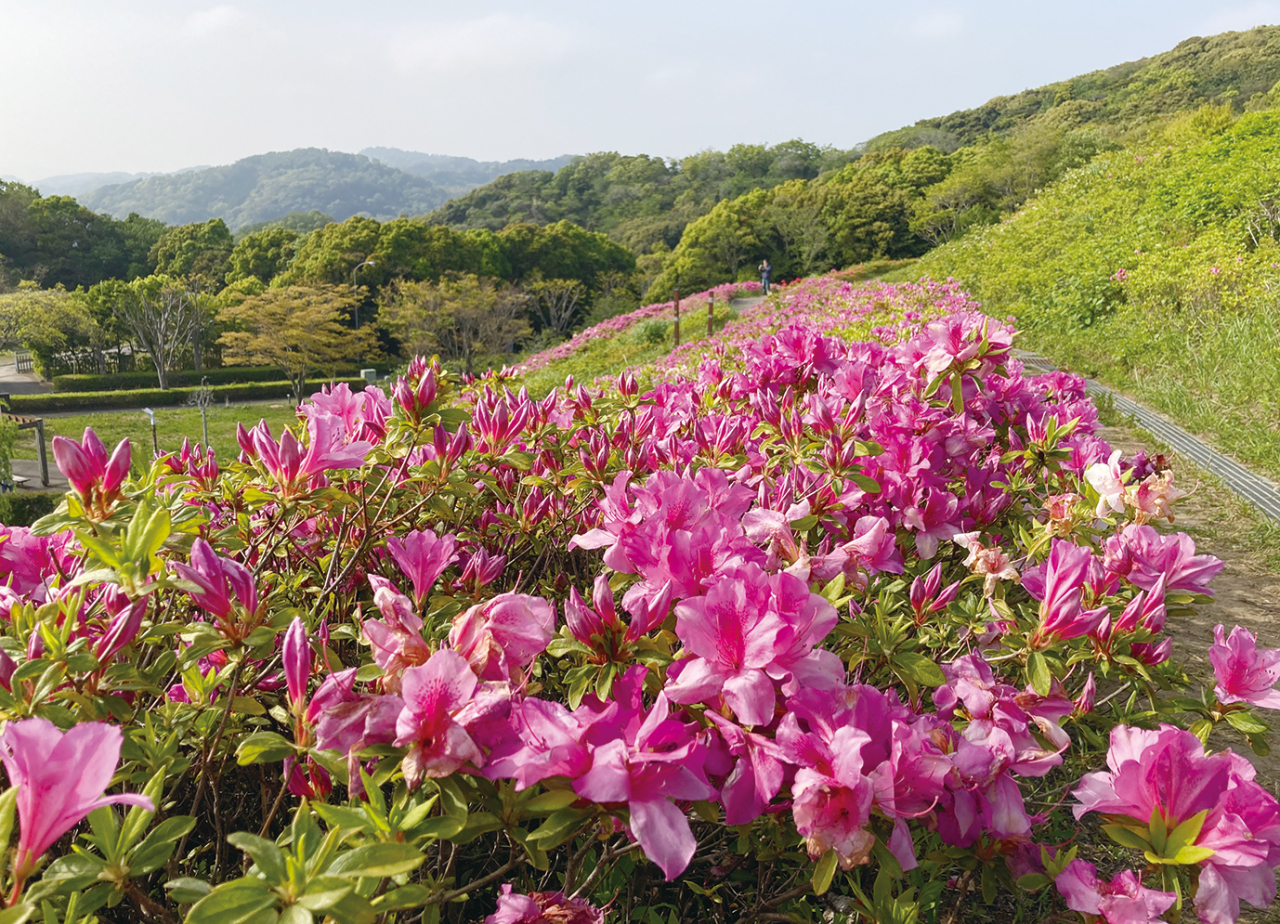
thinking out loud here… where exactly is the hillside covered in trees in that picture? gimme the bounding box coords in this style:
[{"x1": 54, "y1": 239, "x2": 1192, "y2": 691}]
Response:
[
  {"x1": 80, "y1": 149, "x2": 454, "y2": 229},
  {"x1": 431, "y1": 25, "x2": 1280, "y2": 297}
]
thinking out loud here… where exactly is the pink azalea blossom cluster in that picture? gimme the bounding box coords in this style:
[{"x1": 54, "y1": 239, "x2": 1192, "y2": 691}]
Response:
[{"x1": 5, "y1": 274, "x2": 1274, "y2": 922}]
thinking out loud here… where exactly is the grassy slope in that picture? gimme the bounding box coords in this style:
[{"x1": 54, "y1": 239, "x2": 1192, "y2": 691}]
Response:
[{"x1": 909, "y1": 108, "x2": 1280, "y2": 482}]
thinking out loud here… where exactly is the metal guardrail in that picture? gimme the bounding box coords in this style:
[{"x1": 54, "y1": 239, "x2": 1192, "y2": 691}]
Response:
[{"x1": 1017, "y1": 352, "x2": 1280, "y2": 524}]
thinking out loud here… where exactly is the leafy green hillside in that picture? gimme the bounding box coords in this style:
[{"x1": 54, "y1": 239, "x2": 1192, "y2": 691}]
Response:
[
  {"x1": 909, "y1": 103, "x2": 1280, "y2": 479},
  {"x1": 878, "y1": 25, "x2": 1280, "y2": 150},
  {"x1": 425, "y1": 143, "x2": 858, "y2": 253},
  {"x1": 423, "y1": 26, "x2": 1280, "y2": 302},
  {"x1": 80, "y1": 149, "x2": 451, "y2": 229}
]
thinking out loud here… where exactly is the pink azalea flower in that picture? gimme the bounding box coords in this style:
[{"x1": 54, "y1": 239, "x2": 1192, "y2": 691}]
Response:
[
  {"x1": 1211, "y1": 624, "x2": 1280, "y2": 710},
  {"x1": 363, "y1": 575, "x2": 432, "y2": 691},
  {"x1": 1026, "y1": 540, "x2": 1108, "y2": 647},
  {"x1": 172, "y1": 538, "x2": 258, "y2": 621},
  {"x1": 283, "y1": 616, "x2": 309, "y2": 712},
  {"x1": 252, "y1": 413, "x2": 372, "y2": 493},
  {"x1": 1055, "y1": 860, "x2": 1176, "y2": 923},
  {"x1": 573, "y1": 687, "x2": 716, "y2": 880},
  {"x1": 1085, "y1": 448, "x2": 1127, "y2": 517},
  {"x1": 394, "y1": 649, "x2": 511, "y2": 789},
  {"x1": 482, "y1": 698, "x2": 592, "y2": 790},
  {"x1": 0, "y1": 718, "x2": 153, "y2": 892},
  {"x1": 449, "y1": 593, "x2": 556, "y2": 683},
  {"x1": 386, "y1": 529, "x2": 459, "y2": 608},
  {"x1": 51, "y1": 427, "x2": 130, "y2": 509},
  {"x1": 1073, "y1": 724, "x2": 1280, "y2": 924},
  {"x1": 1103, "y1": 523, "x2": 1223, "y2": 596},
  {"x1": 484, "y1": 884, "x2": 604, "y2": 924}
]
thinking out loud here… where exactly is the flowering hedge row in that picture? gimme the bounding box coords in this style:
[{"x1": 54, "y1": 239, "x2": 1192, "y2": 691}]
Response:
[
  {"x1": 513, "y1": 281, "x2": 764, "y2": 376},
  {"x1": 0, "y1": 276, "x2": 1273, "y2": 924}
]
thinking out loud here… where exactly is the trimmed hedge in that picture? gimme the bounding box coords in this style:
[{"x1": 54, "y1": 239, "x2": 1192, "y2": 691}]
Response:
[
  {"x1": 0, "y1": 492, "x2": 59, "y2": 528},
  {"x1": 6, "y1": 378, "x2": 368, "y2": 414},
  {"x1": 53, "y1": 365, "x2": 367, "y2": 393}
]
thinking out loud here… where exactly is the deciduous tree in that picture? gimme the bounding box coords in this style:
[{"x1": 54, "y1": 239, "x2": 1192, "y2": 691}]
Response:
[
  {"x1": 218, "y1": 285, "x2": 377, "y2": 399},
  {"x1": 379, "y1": 274, "x2": 530, "y2": 375}
]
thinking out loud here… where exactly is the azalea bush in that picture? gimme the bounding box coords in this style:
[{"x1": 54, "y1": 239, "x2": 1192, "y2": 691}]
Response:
[{"x1": 0, "y1": 277, "x2": 1275, "y2": 924}]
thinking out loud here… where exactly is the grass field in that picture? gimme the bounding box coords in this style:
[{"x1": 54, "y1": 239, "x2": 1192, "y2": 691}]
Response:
[{"x1": 14, "y1": 402, "x2": 303, "y2": 465}]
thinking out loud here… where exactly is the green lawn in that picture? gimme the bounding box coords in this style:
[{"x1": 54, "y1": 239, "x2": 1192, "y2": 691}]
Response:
[{"x1": 16, "y1": 402, "x2": 304, "y2": 465}]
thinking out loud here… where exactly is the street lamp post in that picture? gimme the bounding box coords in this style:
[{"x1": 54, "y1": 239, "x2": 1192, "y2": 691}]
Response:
[{"x1": 351, "y1": 260, "x2": 377, "y2": 329}]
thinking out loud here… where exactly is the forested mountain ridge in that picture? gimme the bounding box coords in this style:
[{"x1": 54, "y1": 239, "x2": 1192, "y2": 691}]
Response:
[
  {"x1": 359, "y1": 148, "x2": 577, "y2": 196},
  {"x1": 79, "y1": 149, "x2": 452, "y2": 229}
]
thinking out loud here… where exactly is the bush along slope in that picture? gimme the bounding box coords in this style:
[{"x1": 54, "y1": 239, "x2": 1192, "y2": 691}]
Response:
[{"x1": 0, "y1": 278, "x2": 1275, "y2": 923}]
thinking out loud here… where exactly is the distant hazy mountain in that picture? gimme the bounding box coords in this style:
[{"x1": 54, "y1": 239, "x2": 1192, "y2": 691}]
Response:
[
  {"x1": 80, "y1": 149, "x2": 451, "y2": 229},
  {"x1": 32, "y1": 171, "x2": 160, "y2": 198},
  {"x1": 361, "y1": 148, "x2": 577, "y2": 196}
]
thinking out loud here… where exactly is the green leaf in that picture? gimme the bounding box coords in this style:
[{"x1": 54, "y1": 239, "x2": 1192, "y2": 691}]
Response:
[
  {"x1": 527, "y1": 807, "x2": 592, "y2": 850},
  {"x1": 1170, "y1": 845, "x2": 1216, "y2": 865},
  {"x1": 278, "y1": 906, "x2": 313, "y2": 924},
  {"x1": 1102, "y1": 824, "x2": 1153, "y2": 851},
  {"x1": 185, "y1": 878, "x2": 278, "y2": 924},
  {"x1": 1165, "y1": 810, "x2": 1208, "y2": 858},
  {"x1": 450, "y1": 811, "x2": 504, "y2": 844},
  {"x1": 164, "y1": 877, "x2": 214, "y2": 904},
  {"x1": 1225, "y1": 709, "x2": 1270, "y2": 735},
  {"x1": 325, "y1": 842, "x2": 424, "y2": 880},
  {"x1": 372, "y1": 885, "x2": 436, "y2": 912},
  {"x1": 0, "y1": 905, "x2": 33, "y2": 924},
  {"x1": 132, "y1": 816, "x2": 198, "y2": 875},
  {"x1": 1016, "y1": 873, "x2": 1051, "y2": 892},
  {"x1": 893, "y1": 652, "x2": 946, "y2": 687},
  {"x1": 849, "y1": 473, "x2": 882, "y2": 494},
  {"x1": 1149, "y1": 806, "x2": 1168, "y2": 854},
  {"x1": 236, "y1": 731, "x2": 298, "y2": 765},
  {"x1": 316, "y1": 893, "x2": 375, "y2": 924},
  {"x1": 812, "y1": 849, "x2": 839, "y2": 896},
  {"x1": 310, "y1": 803, "x2": 370, "y2": 834},
  {"x1": 227, "y1": 832, "x2": 289, "y2": 884},
  {"x1": 434, "y1": 775, "x2": 469, "y2": 819},
  {"x1": 1027, "y1": 651, "x2": 1052, "y2": 697},
  {"x1": 522, "y1": 789, "x2": 580, "y2": 815},
  {"x1": 296, "y1": 876, "x2": 353, "y2": 911},
  {"x1": 41, "y1": 854, "x2": 107, "y2": 891}
]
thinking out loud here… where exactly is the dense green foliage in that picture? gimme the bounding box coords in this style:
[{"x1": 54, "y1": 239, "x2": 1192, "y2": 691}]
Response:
[
  {"x1": 911, "y1": 103, "x2": 1280, "y2": 479},
  {"x1": 426, "y1": 142, "x2": 858, "y2": 252},
  {"x1": 0, "y1": 182, "x2": 164, "y2": 287}
]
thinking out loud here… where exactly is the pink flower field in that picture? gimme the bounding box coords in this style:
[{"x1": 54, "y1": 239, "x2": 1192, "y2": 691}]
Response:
[{"x1": 0, "y1": 274, "x2": 1270, "y2": 924}]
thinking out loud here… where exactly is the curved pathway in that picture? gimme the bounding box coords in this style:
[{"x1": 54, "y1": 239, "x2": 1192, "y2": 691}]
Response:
[{"x1": 1017, "y1": 352, "x2": 1280, "y2": 524}]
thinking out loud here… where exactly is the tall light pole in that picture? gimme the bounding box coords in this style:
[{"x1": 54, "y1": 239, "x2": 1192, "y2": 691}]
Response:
[{"x1": 351, "y1": 260, "x2": 376, "y2": 329}]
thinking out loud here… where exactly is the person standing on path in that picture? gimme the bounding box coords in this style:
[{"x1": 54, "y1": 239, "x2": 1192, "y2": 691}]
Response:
[{"x1": 759, "y1": 258, "x2": 772, "y2": 295}]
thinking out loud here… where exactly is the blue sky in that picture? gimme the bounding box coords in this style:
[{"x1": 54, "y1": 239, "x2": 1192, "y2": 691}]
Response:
[{"x1": 4, "y1": 0, "x2": 1279, "y2": 180}]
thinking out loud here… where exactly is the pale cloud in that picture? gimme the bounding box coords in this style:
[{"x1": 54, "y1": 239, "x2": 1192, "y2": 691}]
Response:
[
  {"x1": 388, "y1": 14, "x2": 578, "y2": 76},
  {"x1": 910, "y1": 8, "x2": 964, "y2": 39},
  {"x1": 1198, "y1": 2, "x2": 1280, "y2": 34},
  {"x1": 182, "y1": 5, "x2": 245, "y2": 38}
]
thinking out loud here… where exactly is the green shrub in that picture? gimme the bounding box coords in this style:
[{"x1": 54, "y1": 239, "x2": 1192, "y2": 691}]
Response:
[
  {"x1": 6, "y1": 378, "x2": 368, "y2": 414},
  {"x1": 52, "y1": 364, "x2": 365, "y2": 393},
  {"x1": 0, "y1": 491, "x2": 59, "y2": 527}
]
